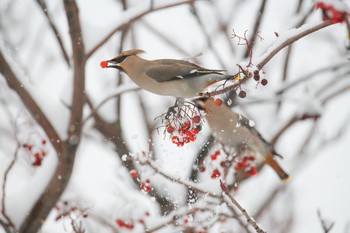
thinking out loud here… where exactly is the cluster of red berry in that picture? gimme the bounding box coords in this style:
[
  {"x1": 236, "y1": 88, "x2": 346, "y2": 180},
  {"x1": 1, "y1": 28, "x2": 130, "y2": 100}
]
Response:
[
  {"x1": 161, "y1": 103, "x2": 204, "y2": 147},
  {"x1": 116, "y1": 219, "x2": 135, "y2": 230},
  {"x1": 211, "y1": 169, "x2": 221, "y2": 179},
  {"x1": 199, "y1": 149, "x2": 259, "y2": 180},
  {"x1": 140, "y1": 179, "x2": 152, "y2": 193},
  {"x1": 169, "y1": 116, "x2": 202, "y2": 147},
  {"x1": 22, "y1": 139, "x2": 48, "y2": 167},
  {"x1": 198, "y1": 150, "x2": 224, "y2": 179},
  {"x1": 129, "y1": 169, "x2": 138, "y2": 178},
  {"x1": 315, "y1": 2, "x2": 349, "y2": 23},
  {"x1": 116, "y1": 212, "x2": 149, "y2": 230},
  {"x1": 54, "y1": 201, "x2": 88, "y2": 222},
  {"x1": 234, "y1": 155, "x2": 257, "y2": 177}
]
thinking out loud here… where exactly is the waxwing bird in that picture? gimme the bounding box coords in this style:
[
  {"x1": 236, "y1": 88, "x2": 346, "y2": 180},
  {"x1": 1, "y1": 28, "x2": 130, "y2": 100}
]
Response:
[
  {"x1": 101, "y1": 49, "x2": 232, "y2": 98},
  {"x1": 196, "y1": 98, "x2": 289, "y2": 183}
]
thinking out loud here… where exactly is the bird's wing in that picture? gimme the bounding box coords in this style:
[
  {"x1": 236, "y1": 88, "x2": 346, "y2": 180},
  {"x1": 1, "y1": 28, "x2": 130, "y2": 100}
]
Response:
[
  {"x1": 239, "y1": 114, "x2": 283, "y2": 158},
  {"x1": 145, "y1": 59, "x2": 225, "y2": 82}
]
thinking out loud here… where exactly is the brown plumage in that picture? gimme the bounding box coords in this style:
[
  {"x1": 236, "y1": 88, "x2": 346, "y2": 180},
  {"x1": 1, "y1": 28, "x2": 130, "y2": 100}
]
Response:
[
  {"x1": 104, "y1": 49, "x2": 231, "y2": 98},
  {"x1": 196, "y1": 98, "x2": 289, "y2": 183}
]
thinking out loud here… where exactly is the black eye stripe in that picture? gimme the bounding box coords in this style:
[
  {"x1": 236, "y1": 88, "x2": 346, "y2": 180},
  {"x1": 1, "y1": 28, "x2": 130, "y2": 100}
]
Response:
[{"x1": 111, "y1": 56, "x2": 127, "y2": 63}]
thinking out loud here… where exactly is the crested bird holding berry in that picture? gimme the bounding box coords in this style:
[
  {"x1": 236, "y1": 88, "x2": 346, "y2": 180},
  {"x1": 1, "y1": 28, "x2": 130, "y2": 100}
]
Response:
[{"x1": 101, "y1": 49, "x2": 232, "y2": 98}]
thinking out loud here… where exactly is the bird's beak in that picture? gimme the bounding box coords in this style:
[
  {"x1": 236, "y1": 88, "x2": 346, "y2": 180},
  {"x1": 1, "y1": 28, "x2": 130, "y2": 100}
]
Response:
[{"x1": 105, "y1": 59, "x2": 124, "y2": 71}]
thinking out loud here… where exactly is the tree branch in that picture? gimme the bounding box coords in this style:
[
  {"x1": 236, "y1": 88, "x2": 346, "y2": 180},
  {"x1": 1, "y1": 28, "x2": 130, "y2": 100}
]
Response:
[
  {"x1": 0, "y1": 51, "x2": 62, "y2": 152},
  {"x1": 85, "y1": 0, "x2": 195, "y2": 59},
  {"x1": 1, "y1": 145, "x2": 19, "y2": 231},
  {"x1": 35, "y1": 0, "x2": 70, "y2": 67},
  {"x1": 257, "y1": 20, "x2": 333, "y2": 69},
  {"x1": 244, "y1": 0, "x2": 267, "y2": 58},
  {"x1": 18, "y1": 0, "x2": 86, "y2": 231},
  {"x1": 220, "y1": 180, "x2": 266, "y2": 233}
]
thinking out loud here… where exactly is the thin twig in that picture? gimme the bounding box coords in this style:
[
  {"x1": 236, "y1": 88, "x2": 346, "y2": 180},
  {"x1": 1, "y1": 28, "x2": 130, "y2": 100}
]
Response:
[
  {"x1": 0, "y1": 51, "x2": 62, "y2": 152},
  {"x1": 145, "y1": 160, "x2": 220, "y2": 198},
  {"x1": 0, "y1": 219, "x2": 12, "y2": 233},
  {"x1": 257, "y1": 20, "x2": 333, "y2": 69},
  {"x1": 19, "y1": 0, "x2": 85, "y2": 232},
  {"x1": 82, "y1": 84, "x2": 139, "y2": 125},
  {"x1": 200, "y1": 75, "x2": 247, "y2": 97},
  {"x1": 35, "y1": 0, "x2": 70, "y2": 67},
  {"x1": 85, "y1": 0, "x2": 195, "y2": 59},
  {"x1": 187, "y1": 134, "x2": 215, "y2": 203},
  {"x1": 317, "y1": 209, "x2": 335, "y2": 233},
  {"x1": 270, "y1": 113, "x2": 320, "y2": 146},
  {"x1": 276, "y1": 61, "x2": 348, "y2": 94},
  {"x1": 321, "y1": 84, "x2": 350, "y2": 105},
  {"x1": 190, "y1": 3, "x2": 226, "y2": 68},
  {"x1": 220, "y1": 180, "x2": 266, "y2": 233},
  {"x1": 140, "y1": 20, "x2": 190, "y2": 57},
  {"x1": 244, "y1": 0, "x2": 267, "y2": 58},
  {"x1": 1, "y1": 145, "x2": 20, "y2": 231}
]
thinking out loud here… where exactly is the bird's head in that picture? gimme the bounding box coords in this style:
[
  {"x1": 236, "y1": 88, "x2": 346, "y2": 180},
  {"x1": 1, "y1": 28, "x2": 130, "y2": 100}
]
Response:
[
  {"x1": 194, "y1": 97, "x2": 224, "y2": 112},
  {"x1": 100, "y1": 49, "x2": 145, "y2": 72},
  {"x1": 194, "y1": 97, "x2": 211, "y2": 111}
]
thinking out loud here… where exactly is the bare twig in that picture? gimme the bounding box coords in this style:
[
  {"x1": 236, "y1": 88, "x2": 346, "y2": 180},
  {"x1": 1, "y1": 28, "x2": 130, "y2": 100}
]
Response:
[
  {"x1": 199, "y1": 75, "x2": 247, "y2": 97},
  {"x1": 82, "y1": 84, "x2": 139, "y2": 125},
  {"x1": 321, "y1": 84, "x2": 350, "y2": 105},
  {"x1": 85, "y1": 95, "x2": 176, "y2": 214},
  {"x1": 0, "y1": 51, "x2": 62, "y2": 152},
  {"x1": 317, "y1": 209, "x2": 335, "y2": 233},
  {"x1": 140, "y1": 20, "x2": 190, "y2": 57},
  {"x1": 280, "y1": 6, "x2": 313, "y2": 83},
  {"x1": 145, "y1": 160, "x2": 220, "y2": 198},
  {"x1": 277, "y1": 61, "x2": 348, "y2": 94},
  {"x1": 220, "y1": 180, "x2": 266, "y2": 233},
  {"x1": 1, "y1": 145, "x2": 20, "y2": 231},
  {"x1": 270, "y1": 113, "x2": 320, "y2": 146},
  {"x1": 244, "y1": 0, "x2": 267, "y2": 58},
  {"x1": 257, "y1": 20, "x2": 333, "y2": 69},
  {"x1": 190, "y1": 3, "x2": 226, "y2": 68},
  {"x1": 255, "y1": 185, "x2": 287, "y2": 220},
  {"x1": 35, "y1": 0, "x2": 70, "y2": 67},
  {"x1": 85, "y1": 0, "x2": 195, "y2": 59},
  {"x1": 208, "y1": 0, "x2": 235, "y2": 55},
  {"x1": 187, "y1": 134, "x2": 215, "y2": 203},
  {"x1": 18, "y1": 0, "x2": 85, "y2": 232}
]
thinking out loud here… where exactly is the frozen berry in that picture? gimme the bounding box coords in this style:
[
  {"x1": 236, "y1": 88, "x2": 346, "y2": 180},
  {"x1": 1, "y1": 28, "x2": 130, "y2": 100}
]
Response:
[
  {"x1": 167, "y1": 125, "x2": 175, "y2": 134},
  {"x1": 130, "y1": 169, "x2": 137, "y2": 178},
  {"x1": 199, "y1": 166, "x2": 206, "y2": 172},
  {"x1": 214, "y1": 98, "x2": 222, "y2": 106},
  {"x1": 261, "y1": 79, "x2": 268, "y2": 86},
  {"x1": 238, "y1": 90, "x2": 247, "y2": 98},
  {"x1": 192, "y1": 116, "x2": 201, "y2": 124},
  {"x1": 211, "y1": 169, "x2": 221, "y2": 179},
  {"x1": 100, "y1": 60, "x2": 108, "y2": 68}
]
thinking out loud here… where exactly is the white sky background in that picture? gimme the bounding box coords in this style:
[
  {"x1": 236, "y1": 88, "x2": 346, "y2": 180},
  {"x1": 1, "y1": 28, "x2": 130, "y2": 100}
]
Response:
[{"x1": 0, "y1": 0, "x2": 350, "y2": 232}]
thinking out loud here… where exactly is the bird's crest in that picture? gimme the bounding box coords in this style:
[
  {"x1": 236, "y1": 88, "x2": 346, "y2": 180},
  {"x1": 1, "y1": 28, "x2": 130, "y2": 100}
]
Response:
[{"x1": 119, "y1": 49, "x2": 145, "y2": 57}]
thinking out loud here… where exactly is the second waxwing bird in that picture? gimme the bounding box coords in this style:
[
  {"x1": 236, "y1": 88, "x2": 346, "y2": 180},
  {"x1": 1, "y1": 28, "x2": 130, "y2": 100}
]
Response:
[
  {"x1": 196, "y1": 98, "x2": 289, "y2": 183},
  {"x1": 102, "y1": 49, "x2": 232, "y2": 98}
]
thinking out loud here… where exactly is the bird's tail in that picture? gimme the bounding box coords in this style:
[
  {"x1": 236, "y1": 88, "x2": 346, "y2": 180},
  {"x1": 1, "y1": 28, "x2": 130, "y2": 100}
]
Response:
[
  {"x1": 203, "y1": 74, "x2": 234, "y2": 88},
  {"x1": 265, "y1": 152, "x2": 290, "y2": 182}
]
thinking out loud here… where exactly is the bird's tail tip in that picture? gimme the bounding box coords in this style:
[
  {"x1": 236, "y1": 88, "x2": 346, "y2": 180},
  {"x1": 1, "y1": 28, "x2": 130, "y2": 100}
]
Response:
[{"x1": 280, "y1": 174, "x2": 291, "y2": 183}]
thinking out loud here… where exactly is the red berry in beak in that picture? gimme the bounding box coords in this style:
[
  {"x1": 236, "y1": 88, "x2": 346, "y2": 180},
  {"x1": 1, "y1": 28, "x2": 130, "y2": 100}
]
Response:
[{"x1": 100, "y1": 60, "x2": 108, "y2": 68}]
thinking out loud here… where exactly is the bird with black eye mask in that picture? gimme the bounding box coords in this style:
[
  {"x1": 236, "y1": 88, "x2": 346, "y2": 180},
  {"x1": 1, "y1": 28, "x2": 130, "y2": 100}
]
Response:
[
  {"x1": 102, "y1": 49, "x2": 232, "y2": 99},
  {"x1": 195, "y1": 97, "x2": 289, "y2": 184}
]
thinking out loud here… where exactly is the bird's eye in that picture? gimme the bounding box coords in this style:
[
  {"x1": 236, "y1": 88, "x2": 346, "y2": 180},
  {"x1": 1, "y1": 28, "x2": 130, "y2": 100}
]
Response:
[{"x1": 111, "y1": 56, "x2": 127, "y2": 63}]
